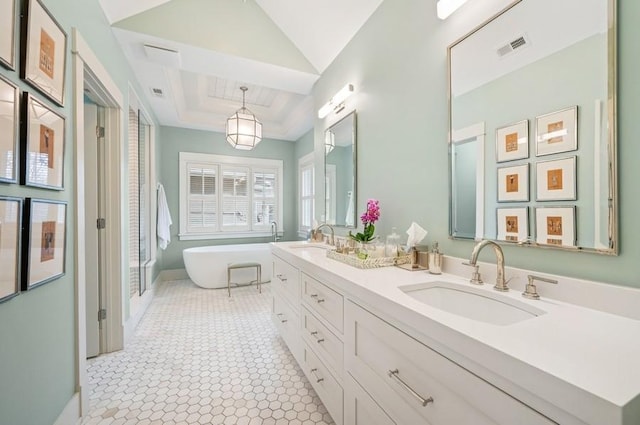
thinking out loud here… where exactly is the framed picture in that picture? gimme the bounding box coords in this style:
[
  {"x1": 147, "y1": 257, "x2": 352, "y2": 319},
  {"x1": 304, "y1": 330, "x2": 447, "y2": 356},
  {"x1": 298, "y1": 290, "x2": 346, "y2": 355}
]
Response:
[
  {"x1": 496, "y1": 119, "x2": 528, "y2": 163},
  {"x1": 20, "y1": 0, "x2": 67, "y2": 106},
  {"x1": 497, "y1": 163, "x2": 529, "y2": 202},
  {"x1": 21, "y1": 198, "x2": 66, "y2": 290},
  {"x1": 20, "y1": 93, "x2": 66, "y2": 190},
  {"x1": 535, "y1": 206, "x2": 576, "y2": 247},
  {"x1": 0, "y1": 196, "x2": 22, "y2": 303},
  {"x1": 0, "y1": 75, "x2": 19, "y2": 183},
  {"x1": 496, "y1": 207, "x2": 528, "y2": 243},
  {"x1": 536, "y1": 156, "x2": 577, "y2": 201},
  {"x1": 0, "y1": 0, "x2": 17, "y2": 70},
  {"x1": 535, "y1": 106, "x2": 578, "y2": 156}
]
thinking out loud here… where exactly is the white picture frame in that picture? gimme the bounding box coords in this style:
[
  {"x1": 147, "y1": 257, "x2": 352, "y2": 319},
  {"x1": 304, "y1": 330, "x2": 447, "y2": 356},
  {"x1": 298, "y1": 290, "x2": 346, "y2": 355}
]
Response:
[
  {"x1": 0, "y1": 75, "x2": 19, "y2": 183},
  {"x1": 496, "y1": 119, "x2": 528, "y2": 163},
  {"x1": 536, "y1": 156, "x2": 577, "y2": 201},
  {"x1": 496, "y1": 207, "x2": 528, "y2": 243},
  {"x1": 535, "y1": 206, "x2": 576, "y2": 247},
  {"x1": 535, "y1": 106, "x2": 578, "y2": 156},
  {"x1": 497, "y1": 163, "x2": 529, "y2": 202}
]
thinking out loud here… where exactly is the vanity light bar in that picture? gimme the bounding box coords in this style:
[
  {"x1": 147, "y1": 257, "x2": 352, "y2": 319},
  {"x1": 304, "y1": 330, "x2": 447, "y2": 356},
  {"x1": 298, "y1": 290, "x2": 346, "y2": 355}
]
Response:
[
  {"x1": 437, "y1": 0, "x2": 469, "y2": 19},
  {"x1": 318, "y1": 84, "x2": 354, "y2": 119}
]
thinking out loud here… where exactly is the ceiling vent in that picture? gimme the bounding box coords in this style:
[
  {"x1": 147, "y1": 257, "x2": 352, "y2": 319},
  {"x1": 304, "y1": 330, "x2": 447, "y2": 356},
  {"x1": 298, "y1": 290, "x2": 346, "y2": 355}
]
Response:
[
  {"x1": 496, "y1": 34, "x2": 530, "y2": 58},
  {"x1": 150, "y1": 87, "x2": 164, "y2": 98},
  {"x1": 143, "y1": 44, "x2": 182, "y2": 68}
]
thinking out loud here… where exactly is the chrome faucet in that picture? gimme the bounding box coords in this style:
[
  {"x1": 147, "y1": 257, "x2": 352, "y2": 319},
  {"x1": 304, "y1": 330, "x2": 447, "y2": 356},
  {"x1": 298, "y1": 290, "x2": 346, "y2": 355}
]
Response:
[
  {"x1": 314, "y1": 223, "x2": 335, "y2": 246},
  {"x1": 270, "y1": 221, "x2": 281, "y2": 242},
  {"x1": 468, "y1": 240, "x2": 509, "y2": 292}
]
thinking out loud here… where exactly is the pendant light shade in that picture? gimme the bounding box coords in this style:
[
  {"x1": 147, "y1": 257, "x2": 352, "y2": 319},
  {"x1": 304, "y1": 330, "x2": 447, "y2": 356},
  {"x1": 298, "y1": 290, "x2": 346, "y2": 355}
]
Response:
[{"x1": 226, "y1": 86, "x2": 262, "y2": 150}]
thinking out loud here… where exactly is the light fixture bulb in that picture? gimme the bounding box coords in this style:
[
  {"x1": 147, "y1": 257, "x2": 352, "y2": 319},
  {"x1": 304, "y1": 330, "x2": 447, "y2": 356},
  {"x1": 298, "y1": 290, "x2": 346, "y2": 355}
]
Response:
[{"x1": 318, "y1": 84, "x2": 354, "y2": 119}]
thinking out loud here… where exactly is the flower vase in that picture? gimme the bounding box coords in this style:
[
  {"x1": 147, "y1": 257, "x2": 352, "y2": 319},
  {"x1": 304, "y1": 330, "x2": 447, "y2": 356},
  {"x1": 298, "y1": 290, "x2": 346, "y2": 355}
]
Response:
[{"x1": 355, "y1": 239, "x2": 379, "y2": 260}]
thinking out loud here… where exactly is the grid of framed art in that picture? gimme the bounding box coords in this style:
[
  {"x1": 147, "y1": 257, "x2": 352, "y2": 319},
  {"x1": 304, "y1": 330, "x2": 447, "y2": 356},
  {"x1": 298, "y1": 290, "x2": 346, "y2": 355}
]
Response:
[
  {"x1": 495, "y1": 106, "x2": 579, "y2": 248},
  {"x1": 0, "y1": 0, "x2": 68, "y2": 304}
]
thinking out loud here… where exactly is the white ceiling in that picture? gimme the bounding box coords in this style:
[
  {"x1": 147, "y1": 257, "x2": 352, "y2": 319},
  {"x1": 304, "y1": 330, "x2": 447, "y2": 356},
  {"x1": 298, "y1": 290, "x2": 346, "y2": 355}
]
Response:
[{"x1": 98, "y1": 0, "x2": 385, "y2": 141}]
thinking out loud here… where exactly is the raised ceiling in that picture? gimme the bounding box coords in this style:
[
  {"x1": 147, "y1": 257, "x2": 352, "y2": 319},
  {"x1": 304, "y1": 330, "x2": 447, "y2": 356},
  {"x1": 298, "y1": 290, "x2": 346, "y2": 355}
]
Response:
[{"x1": 98, "y1": 0, "x2": 385, "y2": 141}]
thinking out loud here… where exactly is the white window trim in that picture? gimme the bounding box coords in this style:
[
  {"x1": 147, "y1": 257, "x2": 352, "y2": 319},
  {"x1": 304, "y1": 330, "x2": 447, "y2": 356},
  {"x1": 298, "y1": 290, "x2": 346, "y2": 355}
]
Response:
[
  {"x1": 179, "y1": 152, "x2": 284, "y2": 240},
  {"x1": 298, "y1": 152, "x2": 315, "y2": 238}
]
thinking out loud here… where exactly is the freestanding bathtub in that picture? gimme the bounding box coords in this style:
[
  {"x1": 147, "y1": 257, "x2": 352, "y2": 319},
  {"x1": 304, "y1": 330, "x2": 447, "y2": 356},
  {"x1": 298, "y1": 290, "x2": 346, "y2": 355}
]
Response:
[{"x1": 183, "y1": 243, "x2": 273, "y2": 289}]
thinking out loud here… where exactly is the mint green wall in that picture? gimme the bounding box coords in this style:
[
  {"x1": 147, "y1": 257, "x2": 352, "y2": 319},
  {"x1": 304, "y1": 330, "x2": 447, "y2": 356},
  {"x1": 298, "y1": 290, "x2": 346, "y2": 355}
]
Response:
[
  {"x1": 0, "y1": 0, "x2": 158, "y2": 423},
  {"x1": 313, "y1": 0, "x2": 640, "y2": 288},
  {"x1": 157, "y1": 126, "x2": 297, "y2": 270}
]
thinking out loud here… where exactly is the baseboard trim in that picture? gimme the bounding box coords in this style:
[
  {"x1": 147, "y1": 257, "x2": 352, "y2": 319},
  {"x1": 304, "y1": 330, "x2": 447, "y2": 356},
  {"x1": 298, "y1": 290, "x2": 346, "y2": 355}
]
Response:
[
  {"x1": 124, "y1": 273, "x2": 160, "y2": 344},
  {"x1": 159, "y1": 268, "x2": 189, "y2": 282},
  {"x1": 54, "y1": 392, "x2": 80, "y2": 425}
]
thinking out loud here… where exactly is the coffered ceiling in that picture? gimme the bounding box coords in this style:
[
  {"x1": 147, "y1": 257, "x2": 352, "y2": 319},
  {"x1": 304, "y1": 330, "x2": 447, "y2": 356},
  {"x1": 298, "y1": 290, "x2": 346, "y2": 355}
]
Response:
[{"x1": 98, "y1": 0, "x2": 385, "y2": 141}]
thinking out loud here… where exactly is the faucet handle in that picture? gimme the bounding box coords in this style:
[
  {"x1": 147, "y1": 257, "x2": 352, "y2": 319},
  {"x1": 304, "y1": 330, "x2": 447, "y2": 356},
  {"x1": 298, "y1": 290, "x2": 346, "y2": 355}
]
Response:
[
  {"x1": 523, "y1": 275, "x2": 558, "y2": 300},
  {"x1": 462, "y1": 262, "x2": 483, "y2": 285}
]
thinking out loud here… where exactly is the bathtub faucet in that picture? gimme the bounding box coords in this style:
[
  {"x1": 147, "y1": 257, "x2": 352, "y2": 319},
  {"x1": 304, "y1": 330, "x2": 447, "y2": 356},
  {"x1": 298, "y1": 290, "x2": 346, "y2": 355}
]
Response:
[{"x1": 270, "y1": 221, "x2": 281, "y2": 242}]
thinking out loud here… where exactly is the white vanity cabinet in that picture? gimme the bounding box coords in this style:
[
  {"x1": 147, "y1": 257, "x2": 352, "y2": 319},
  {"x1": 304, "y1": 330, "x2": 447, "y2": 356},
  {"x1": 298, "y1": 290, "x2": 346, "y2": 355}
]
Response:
[
  {"x1": 271, "y1": 255, "x2": 301, "y2": 361},
  {"x1": 344, "y1": 300, "x2": 555, "y2": 425}
]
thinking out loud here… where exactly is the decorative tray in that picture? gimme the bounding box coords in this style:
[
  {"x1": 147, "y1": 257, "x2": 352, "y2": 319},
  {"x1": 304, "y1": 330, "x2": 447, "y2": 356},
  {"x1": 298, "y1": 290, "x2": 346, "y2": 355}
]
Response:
[{"x1": 326, "y1": 249, "x2": 411, "y2": 269}]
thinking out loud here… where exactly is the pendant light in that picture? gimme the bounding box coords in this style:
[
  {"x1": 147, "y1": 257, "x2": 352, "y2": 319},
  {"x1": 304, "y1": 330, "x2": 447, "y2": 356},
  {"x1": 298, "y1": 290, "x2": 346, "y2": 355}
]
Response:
[{"x1": 226, "y1": 86, "x2": 262, "y2": 150}]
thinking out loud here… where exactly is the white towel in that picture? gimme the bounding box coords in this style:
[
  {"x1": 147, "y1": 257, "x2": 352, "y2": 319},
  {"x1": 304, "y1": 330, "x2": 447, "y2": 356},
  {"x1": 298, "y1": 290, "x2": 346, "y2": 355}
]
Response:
[{"x1": 157, "y1": 183, "x2": 173, "y2": 250}]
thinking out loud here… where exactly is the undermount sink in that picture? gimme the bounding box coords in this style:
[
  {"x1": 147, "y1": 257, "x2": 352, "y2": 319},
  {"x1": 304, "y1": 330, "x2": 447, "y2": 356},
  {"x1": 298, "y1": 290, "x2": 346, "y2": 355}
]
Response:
[{"x1": 400, "y1": 281, "x2": 546, "y2": 325}]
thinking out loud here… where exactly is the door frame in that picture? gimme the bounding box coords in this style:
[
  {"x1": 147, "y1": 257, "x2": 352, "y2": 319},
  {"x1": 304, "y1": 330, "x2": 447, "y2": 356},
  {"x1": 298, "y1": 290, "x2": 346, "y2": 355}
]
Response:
[{"x1": 72, "y1": 28, "x2": 124, "y2": 415}]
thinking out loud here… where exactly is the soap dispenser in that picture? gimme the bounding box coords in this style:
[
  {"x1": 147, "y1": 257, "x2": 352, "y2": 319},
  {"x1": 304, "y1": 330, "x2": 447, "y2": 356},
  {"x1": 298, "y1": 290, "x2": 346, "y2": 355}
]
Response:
[{"x1": 428, "y1": 242, "x2": 443, "y2": 275}]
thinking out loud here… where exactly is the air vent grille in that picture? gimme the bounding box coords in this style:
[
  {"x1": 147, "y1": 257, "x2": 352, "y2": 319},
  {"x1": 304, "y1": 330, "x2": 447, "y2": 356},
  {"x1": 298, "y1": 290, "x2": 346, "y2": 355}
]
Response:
[{"x1": 497, "y1": 34, "x2": 530, "y2": 58}]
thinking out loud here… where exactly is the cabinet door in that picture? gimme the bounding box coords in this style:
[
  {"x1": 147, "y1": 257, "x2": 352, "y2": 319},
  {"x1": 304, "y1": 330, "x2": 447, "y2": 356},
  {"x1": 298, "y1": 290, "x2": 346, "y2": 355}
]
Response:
[
  {"x1": 272, "y1": 255, "x2": 300, "y2": 309},
  {"x1": 345, "y1": 373, "x2": 398, "y2": 425}
]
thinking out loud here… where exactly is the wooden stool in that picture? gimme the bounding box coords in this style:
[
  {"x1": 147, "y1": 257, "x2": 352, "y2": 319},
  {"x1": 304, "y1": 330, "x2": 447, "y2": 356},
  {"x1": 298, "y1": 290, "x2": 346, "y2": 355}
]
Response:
[{"x1": 227, "y1": 262, "x2": 262, "y2": 297}]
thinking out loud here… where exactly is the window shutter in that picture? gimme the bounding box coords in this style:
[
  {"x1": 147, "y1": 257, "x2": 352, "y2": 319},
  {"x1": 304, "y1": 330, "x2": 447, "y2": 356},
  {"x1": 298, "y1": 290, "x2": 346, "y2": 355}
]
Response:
[
  {"x1": 253, "y1": 169, "x2": 277, "y2": 229},
  {"x1": 222, "y1": 167, "x2": 250, "y2": 230},
  {"x1": 299, "y1": 163, "x2": 314, "y2": 230},
  {"x1": 187, "y1": 165, "x2": 217, "y2": 231}
]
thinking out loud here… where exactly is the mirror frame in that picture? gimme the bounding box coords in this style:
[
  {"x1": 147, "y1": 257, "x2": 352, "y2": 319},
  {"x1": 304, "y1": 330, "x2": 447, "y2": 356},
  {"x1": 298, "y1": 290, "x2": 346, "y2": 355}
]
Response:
[
  {"x1": 447, "y1": 0, "x2": 618, "y2": 255},
  {"x1": 324, "y1": 110, "x2": 357, "y2": 228}
]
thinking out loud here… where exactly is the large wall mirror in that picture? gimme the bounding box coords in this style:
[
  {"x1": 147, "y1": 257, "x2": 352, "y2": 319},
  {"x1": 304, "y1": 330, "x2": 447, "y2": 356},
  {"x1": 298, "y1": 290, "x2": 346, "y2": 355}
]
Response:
[
  {"x1": 325, "y1": 111, "x2": 357, "y2": 228},
  {"x1": 448, "y1": 0, "x2": 617, "y2": 254}
]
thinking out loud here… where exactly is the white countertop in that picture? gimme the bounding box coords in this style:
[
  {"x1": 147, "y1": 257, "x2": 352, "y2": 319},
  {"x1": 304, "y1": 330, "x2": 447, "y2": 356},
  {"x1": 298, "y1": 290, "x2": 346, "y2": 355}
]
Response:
[{"x1": 272, "y1": 241, "x2": 640, "y2": 424}]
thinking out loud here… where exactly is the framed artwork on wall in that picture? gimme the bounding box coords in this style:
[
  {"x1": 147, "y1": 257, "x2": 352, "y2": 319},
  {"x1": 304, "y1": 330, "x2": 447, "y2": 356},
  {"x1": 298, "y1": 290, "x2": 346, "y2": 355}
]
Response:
[
  {"x1": 535, "y1": 106, "x2": 578, "y2": 156},
  {"x1": 536, "y1": 156, "x2": 577, "y2": 201},
  {"x1": 21, "y1": 198, "x2": 67, "y2": 290},
  {"x1": 535, "y1": 206, "x2": 576, "y2": 247},
  {"x1": 496, "y1": 119, "x2": 528, "y2": 163},
  {"x1": 0, "y1": 196, "x2": 22, "y2": 303},
  {"x1": 20, "y1": 0, "x2": 67, "y2": 106},
  {"x1": 0, "y1": 0, "x2": 17, "y2": 70},
  {"x1": 497, "y1": 163, "x2": 529, "y2": 202},
  {"x1": 20, "y1": 92, "x2": 66, "y2": 190},
  {"x1": 0, "y1": 75, "x2": 19, "y2": 183},
  {"x1": 496, "y1": 207, "x2": 528, "y2": 243}
]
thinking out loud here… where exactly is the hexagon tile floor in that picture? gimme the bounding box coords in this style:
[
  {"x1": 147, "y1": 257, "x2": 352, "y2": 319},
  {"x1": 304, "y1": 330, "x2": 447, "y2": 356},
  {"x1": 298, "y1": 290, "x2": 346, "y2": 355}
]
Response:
[{"x1": 82, "y1": 280, "x2": 334, "y2": 425}]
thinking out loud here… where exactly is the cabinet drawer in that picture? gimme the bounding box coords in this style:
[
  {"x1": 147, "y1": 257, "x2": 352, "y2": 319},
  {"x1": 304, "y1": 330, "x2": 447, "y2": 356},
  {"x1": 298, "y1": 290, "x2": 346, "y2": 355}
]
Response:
[
  {"x1": 272, "y1": 255, "x2": 300, "y2": 309},
  {"x1": 301, "y1": 272, "x2": 344, "y2": 333},
  {"x1": 345, "y1": 373, "x2": 396, "y2": 425},
  {"x1": 271, "y1": 293, "x2": 300, "y2": 361},
  {"x1": 302, "y1": 306, "x2": 344, "y2": 379},
  {"x1": 301, "y1": 342, "x2": 343, "y2": 425},
  {"x1": 345, "y1": 301, "x2": 555, "y2": 425}
]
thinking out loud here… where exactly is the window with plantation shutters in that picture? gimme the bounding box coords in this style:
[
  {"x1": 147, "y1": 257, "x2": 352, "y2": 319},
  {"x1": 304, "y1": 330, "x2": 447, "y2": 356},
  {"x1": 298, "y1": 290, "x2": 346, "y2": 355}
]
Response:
[
  {"x1": 187, "y1": 165, "x2": 217, "y2": 232},
  {"x1": 179, "y1": 152, "x2": 283, "y2": 240}
]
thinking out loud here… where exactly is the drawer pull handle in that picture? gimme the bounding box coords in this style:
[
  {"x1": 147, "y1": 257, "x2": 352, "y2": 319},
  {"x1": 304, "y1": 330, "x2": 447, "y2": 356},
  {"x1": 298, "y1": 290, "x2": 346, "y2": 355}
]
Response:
[
  {"x1": 388, "y1": 369, "x2": 434, "y2": 407},
  {"x1": 310, "y1": 368, "x2": 324, "y2": 383},
  {"x1": 316, "y1": 298, "x2": 325, "y2": 303},
  {"x1": 276, "y1": 274, "x2": 287, "y2": 282},
  {"x1": 276, "y1": 313, "x2": 287, "y2": 323},
  {"x1": 310, "y1": 294, "x2": 318, "y2": 298},
  {"x1": 310, "y1": 331, "x2": 324, "y2": 344}
]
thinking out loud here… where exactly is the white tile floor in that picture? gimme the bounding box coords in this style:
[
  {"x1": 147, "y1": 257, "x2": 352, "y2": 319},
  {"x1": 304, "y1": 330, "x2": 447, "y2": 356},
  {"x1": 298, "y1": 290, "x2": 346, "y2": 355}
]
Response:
[{"x1": 82, "y1": 280, "x2": 334, "y2": 425}]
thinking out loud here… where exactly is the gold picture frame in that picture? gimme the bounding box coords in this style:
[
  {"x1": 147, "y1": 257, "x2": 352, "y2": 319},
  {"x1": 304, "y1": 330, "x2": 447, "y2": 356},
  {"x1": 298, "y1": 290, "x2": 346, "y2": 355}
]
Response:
[
  {"x1": 21, "y1": 198, "x2": 66, "y2": 290},
  {"x1": 20, "y1": 0, "x2": 67, "y2": 106}
]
